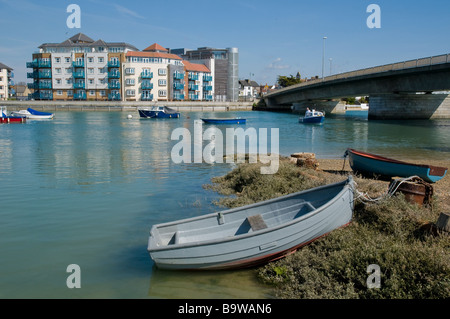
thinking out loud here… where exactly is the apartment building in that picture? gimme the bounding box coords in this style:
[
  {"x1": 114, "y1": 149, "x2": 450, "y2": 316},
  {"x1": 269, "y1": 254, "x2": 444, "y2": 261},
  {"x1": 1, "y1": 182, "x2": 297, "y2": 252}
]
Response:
[
  {"x1": 27, "y1": 34, "x2": 219, "y2": 102},
  {"x1": 171, "y1": 47, "x2": 239, "y2": 102},
  {"x1": 27, "y1": 33, "x2": 138, "y2": 101},
  {"x1": 0, "y1": 62, "x2": 14, "y2": 100}
]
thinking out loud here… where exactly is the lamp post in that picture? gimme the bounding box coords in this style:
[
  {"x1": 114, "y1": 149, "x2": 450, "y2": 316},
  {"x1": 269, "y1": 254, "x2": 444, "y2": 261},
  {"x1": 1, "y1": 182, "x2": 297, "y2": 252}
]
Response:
[
  {"x1": 329, "y1": 58, "x2": 333, "y2": 76},
  {"x1": 322, "y1": 36, "x2": 327, "y2": 81}
]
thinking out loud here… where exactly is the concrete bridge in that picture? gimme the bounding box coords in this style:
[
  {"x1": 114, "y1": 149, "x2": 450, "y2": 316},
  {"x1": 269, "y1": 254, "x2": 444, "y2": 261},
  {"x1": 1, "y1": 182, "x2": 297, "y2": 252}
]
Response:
[{"x1": 264, "y1": 54, "x2": 450, "y2": 119}]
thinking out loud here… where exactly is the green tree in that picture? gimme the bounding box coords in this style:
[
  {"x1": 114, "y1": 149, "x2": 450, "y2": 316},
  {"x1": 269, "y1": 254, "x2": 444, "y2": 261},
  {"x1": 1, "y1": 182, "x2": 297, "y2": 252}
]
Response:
[{"x1": 277, "y1": 74, "x2": 303, "y2": 88}]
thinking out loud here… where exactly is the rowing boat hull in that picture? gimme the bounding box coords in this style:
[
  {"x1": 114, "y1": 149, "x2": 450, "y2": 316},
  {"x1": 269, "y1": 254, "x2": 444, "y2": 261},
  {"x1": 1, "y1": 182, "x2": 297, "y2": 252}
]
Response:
[
  {"x1": 201, "y1": 118, "x2": 246, "y2": 125},
  {"x1": 346, "y1": 148, "x2": 447, "y2": 183},
  {"x1": 148, "y1": 177, "x2": 354, "y2": 270}
]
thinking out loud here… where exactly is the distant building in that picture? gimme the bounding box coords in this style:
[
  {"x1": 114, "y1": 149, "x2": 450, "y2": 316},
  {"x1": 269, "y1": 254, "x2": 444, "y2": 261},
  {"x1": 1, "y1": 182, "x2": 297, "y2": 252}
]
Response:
[
  {"x1": 0, "y1": 62, "x2": 14, "y2": 100},
  {"x1": 14, "y1": 83, "x2": 33, "y2": 101},
  {"x1": 239, "y1": 79, "x2": 259, "y2": 100},
  {"x1": 27, "y1": 34, "x2": 219, "y2": 102},
  {"x1": 170, "y1": 47, "x2": 239, "y2": 102}
]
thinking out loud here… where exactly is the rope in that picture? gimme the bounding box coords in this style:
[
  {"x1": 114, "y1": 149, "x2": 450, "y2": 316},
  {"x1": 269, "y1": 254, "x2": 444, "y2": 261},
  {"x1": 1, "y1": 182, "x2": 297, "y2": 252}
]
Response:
[{"x1": 354, "y1": 175, "x2": 422, "y2": 204}]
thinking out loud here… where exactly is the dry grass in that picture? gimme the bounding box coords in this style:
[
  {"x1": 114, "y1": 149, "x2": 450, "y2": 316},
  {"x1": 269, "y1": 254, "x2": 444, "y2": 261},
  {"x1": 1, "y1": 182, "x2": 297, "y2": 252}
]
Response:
[{"x1": 204, "y1": 157, "x2": 450, "y2": 299}]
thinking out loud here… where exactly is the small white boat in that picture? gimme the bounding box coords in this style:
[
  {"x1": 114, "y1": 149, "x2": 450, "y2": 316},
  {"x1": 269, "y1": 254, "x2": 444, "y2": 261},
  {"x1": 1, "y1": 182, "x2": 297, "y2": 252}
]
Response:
[
  {"x1": 148, "y1": 177, "x2": 355, "y2": 270},
  {"x1": 11, "y1": 108, "x2": 54, "y2": 119},
  {"x1": 299, "y1": 109, "x2": 325, "y2": 124}
]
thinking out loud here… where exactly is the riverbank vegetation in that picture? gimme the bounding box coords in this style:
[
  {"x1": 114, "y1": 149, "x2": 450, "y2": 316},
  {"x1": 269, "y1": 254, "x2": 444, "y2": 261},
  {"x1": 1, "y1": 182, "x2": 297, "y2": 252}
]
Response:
[{"x1": 204, "y1": 157, "x2": 450, "y2": 299}]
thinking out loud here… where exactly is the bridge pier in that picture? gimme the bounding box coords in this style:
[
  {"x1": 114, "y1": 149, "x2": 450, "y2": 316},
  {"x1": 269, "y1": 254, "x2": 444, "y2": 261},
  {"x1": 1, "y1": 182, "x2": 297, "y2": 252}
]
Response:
[
  {"x1": 369, "y1": 93, "x2": 450, "y2": 120},
  {"x1": 291, "y1": 100, "x2": 346, "y2": 114}
]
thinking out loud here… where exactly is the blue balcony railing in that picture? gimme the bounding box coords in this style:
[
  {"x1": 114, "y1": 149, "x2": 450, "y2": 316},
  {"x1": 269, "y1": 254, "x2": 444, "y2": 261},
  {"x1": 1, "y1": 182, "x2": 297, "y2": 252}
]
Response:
[
  {"x1": 28, "y1": 82, "x2": 52, "y2": 89},
  {"x1": 74, "y1": 92, "x2": 87, "y2": 100},
  {"x1": 73, "y1": 71, "x2": 85, "y2": 78},
  {"x1": 27, "y1": 60, "x2": 52, "y2": 68},
  {"x1": 141, "y1": 72, "x2": 153, "y2": 79},
  {"x1": 188, "y1": 84, "x2": 199, "y2": 91},
  {"x1": 108, "y1": 81, "x2": 121, "y2": 89},
  {"x1": 73, "y1": 60, "x2": 85, "y2": 68},
  {"x1": 73, "y1": 82, "x2": 85, "y2": 89},
  {"x1": 141, "y1": 81, "x2": 153, "y2": 90},
  {"x1": 188, "y1": 73, "x2": 199, "y2": 80},
  {"x1": 203, "y1": 85, "x2": 213, "y2": 92},
  {"x1": 108, "y1": 60, "x2": 120, "y2": 68},
  {"x1": 108, "y1": 93, "x2": 121, "y2": 101},
  {"x1": 108, "y1": 71, "x2": 120, "y2": 78},
  {"x1": 141, "y1": 94, "x2": 153, "y2": 101},
  {"x1": 30, "y1": 91, "x2": 53, "y2": 100},
  {"x1": 189, "y1": 94, "x2": 199, "y2": 101},
  {"x1": 173, "y1": 93, "x2": 185, "y2": 101},
  {"x1": 204, "y1": 95, "x2": 213, "y2": 101},
  {"x1": 173, "y1": 72, "x2": 184, "y2": 80},
  {"x1": 203, "y1": 75, "x2": 213, "y2": 82},
  {"x1": 173, "y1": 83, "x2": 184, "y2": 90}
]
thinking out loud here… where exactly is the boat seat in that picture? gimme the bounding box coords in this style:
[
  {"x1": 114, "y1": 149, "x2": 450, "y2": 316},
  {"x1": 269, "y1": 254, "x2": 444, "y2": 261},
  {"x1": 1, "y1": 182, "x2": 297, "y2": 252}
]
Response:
[{"x1": 247, "y1": 214, "x2": 268, "y2": 231}]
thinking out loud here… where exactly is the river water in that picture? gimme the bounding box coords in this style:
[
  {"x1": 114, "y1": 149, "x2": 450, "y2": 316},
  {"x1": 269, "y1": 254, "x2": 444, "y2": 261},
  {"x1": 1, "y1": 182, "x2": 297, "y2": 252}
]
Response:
[{"x1": 1, "y1": 110, "x2": 449, "y2": 298}]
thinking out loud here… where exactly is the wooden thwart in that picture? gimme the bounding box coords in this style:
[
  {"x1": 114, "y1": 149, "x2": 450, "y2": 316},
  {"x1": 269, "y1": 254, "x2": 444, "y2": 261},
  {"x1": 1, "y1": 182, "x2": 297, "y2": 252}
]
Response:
[{"x1": 247, "y1": 214, "x2": 268, "y2": 231}]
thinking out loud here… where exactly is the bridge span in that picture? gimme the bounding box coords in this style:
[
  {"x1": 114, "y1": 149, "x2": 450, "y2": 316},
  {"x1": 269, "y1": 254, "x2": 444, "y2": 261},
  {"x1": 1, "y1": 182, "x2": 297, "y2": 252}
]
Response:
[{"x1": 263, "y1": 54, "x2": 450, "y2": 119}]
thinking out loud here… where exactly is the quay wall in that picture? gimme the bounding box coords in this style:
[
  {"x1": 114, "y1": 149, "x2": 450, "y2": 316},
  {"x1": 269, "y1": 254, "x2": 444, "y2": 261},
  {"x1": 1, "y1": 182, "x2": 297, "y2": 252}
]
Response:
[{"x1": 1, "y1": 100, "x2": 254, "y2": 112}]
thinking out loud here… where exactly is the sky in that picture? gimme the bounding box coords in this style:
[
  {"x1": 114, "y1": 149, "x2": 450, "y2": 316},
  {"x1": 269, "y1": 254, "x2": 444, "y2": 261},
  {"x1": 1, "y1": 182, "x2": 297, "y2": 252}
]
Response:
[{"x1": 1, "y1": 0, "x2": 450, "y2": 86}]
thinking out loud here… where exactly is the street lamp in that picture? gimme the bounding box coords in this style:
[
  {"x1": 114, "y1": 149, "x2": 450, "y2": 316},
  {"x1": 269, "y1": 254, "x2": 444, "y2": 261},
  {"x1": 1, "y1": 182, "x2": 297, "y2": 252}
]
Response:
[
  {"x1": 322, "y1": 37, "x2": 327, "y2": 81},
  {"x1": 329, "y1": 58, "x2": 333, "y2": 76}
]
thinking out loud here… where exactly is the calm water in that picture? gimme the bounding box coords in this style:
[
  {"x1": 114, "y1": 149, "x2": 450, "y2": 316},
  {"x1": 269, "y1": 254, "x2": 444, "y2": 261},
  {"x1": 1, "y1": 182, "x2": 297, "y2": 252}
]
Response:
[{"x1": 1, "y1": 110, "x2": 449, "y2": 299}]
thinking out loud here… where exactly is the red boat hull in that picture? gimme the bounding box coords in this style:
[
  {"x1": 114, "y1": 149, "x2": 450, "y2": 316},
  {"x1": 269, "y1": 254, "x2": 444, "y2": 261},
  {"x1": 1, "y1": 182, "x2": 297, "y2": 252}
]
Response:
[{"x1": 0, "y1": 117, "x2": 26, "y2": 123}]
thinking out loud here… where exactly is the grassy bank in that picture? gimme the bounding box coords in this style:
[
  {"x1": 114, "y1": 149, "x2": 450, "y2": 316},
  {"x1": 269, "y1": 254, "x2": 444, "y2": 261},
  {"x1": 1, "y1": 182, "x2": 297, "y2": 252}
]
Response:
[{"x1": 204, "y1": 157, "x2": 450, "y2": 299}]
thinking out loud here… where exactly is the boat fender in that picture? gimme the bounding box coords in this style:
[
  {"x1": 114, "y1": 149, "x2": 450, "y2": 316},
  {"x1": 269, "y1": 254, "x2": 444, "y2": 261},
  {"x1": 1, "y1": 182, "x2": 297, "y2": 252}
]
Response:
[{"x1": 218, "y1": 212, "x2": 225, "y2": 225}]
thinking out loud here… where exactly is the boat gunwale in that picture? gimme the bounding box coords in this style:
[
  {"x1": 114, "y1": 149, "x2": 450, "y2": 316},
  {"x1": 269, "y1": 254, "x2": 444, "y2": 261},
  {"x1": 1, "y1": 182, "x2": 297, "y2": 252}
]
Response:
[
  {"x1": 347, "y1": 148, "x2": 447, "y2": 177},
  {"x1": 148, "y1": 177, "x2": 353, "y2": 252}
]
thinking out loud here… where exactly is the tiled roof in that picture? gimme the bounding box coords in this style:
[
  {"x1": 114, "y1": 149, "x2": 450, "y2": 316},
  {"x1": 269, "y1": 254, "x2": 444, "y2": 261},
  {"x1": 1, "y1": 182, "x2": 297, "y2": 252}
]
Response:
[
  {"x1": 183, "y1": 61, "x2": 210, "y2": 73},
  {"x1": 143, "y1": 43, "x2": 168, "y2": 52},
  {"x1": 69, "y1": 33, "x2": 95, "y2": 43},
  {"x1": 38, "y1": 34, "x2": 139, "y2": 51},
  {"x1": 126, "y1": 51, "x2": 182, "y2": 60}
]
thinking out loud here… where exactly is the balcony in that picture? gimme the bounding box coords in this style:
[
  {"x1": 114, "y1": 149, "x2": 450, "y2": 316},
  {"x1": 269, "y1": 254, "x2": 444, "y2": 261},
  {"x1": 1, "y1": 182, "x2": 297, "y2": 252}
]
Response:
[
  {"x1": 73, "y1": 60, "x2": 85, "y2": 68},
  {"x1": 173, "y1": 93, "x2": 185, "y2": 101},
  {"x1": 204, "y1": 95, "x2": 213, "y2": 101},
  {"x1": 30, "y1": 91, "x2": 53, "y2": 100},
  {"x1": 188, "y1": 73, "x2": 199, "y2": 81},
  {"x1": 28, "y1": 82, "x2": 52, "y2": 89},
  {"x1": 74, "y1": 92, "x2": 87, "y2": 100},
  {"x1": 27, "y1": 71, "x2": 52, "y2": 78},
  {"x1": 141, "y1": 72, "x2": 153, "y2": 79},
  {"x1": 203, "y1": 85, "x2": 213, "y2": 92},
  {"x1": 141, "y1": 94, "x2": 153, "y2": 101},
  {"x1": 73, "y1": 82, "x2": 85, "y2": 89},
  {"x1": 188, "y1": 84, "x2": 199, "y2": 91},
  {"x1": 173, "y1": 83, "x2": 184, "y2": 90},
  {"x1": 188, "y1": 94, "x2": 199, "y2": 101},
  {"x1": 141, "y1": 81, "x2": 153, "y2": 90},
  {"x1": 73, "y1": 71, "x2": 85, "y2": 78},
  {"x1": 203, "y1": 75, "x2": 213, "y2": 82},
  {"x1": 108, "y1": 60, "x2": 120, "y2": 68},
  {"x1": 108, "y1": 81, "x2": 121, "y2": 89},
  {"x1": 173, "y1": 72, "x2": 184, "y2": 80},
  {"x1": 108, "y1": 93, "x2": 121, "y2": 101},
  {"x1": 27, "y1": 60, "x2": 52, "y2": 68},
  {"x1": 108, "y1": 71, "x2": 120, "y2": 78}
]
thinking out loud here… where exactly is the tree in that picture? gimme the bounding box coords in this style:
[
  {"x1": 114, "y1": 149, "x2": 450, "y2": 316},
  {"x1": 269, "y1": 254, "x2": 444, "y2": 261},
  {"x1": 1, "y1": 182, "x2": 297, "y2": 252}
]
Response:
[{"x1": 277, "y1": 74, "x2": 303, "y2": 88}]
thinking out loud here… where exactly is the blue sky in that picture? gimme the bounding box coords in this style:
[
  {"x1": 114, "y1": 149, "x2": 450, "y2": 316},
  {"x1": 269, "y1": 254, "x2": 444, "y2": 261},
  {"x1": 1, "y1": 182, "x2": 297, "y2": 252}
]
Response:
[{"x1": 1, "y1": 0, "x2": 450, "y2": 85}]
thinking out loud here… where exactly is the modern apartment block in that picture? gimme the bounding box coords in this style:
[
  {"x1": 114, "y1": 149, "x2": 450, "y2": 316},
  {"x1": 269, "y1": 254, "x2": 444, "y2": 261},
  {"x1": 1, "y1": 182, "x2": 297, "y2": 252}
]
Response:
[
  {"x1": 27, "y1": 33, "x2": 138, "y2": 101},
  {"x1": 27, "y1": 34, "x2": 218, "y2": 102},
  {"x1": 0, "y1": 62, "x2": 14, "y2": 100},
  {"x1": 171, "y1": 47, "x2": 239, "y2": 102}
]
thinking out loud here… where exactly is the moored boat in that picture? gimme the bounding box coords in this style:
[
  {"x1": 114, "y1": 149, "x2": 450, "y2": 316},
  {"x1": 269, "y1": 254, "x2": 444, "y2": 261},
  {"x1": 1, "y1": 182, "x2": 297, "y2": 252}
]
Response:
[
  {"x1": 201, "y1": 118, "x2": 246, "y2": 125},
  {"x1": 11, "y1": 108, "x2": 54, "y2": 119},
  {"x1": 1, "y1": 106, "x2": 26, "y2": 123},
  {"x1": 345, "y1": 148, "x2": 448, "y2": 183},
  {"x1": 148, "y1": 177, "x2": 355, "y2": 270},
  {"x1": 299, "y1": 109, "x2": 325, "y2": 124},
  {"x1": 138, "y1": 106, "x2": 180, "y2": 119}
]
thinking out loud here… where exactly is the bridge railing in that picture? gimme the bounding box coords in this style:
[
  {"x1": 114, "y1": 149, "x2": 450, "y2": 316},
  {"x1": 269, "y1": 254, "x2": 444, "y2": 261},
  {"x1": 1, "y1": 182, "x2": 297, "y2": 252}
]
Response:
[{"x1": 271, "y1": 53, "x2": 450, "y2": 95}]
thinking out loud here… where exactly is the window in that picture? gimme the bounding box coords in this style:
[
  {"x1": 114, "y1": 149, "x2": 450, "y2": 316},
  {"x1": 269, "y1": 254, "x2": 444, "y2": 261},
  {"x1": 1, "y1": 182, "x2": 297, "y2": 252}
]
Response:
[
  {"x1": 57, "y1": 90, "x2": 63, "y2": 95},
  {"x1": 100, "y1": 90, "x2": 106, "y2": 96},
  {"x1": 88, "y1": 57, "x2": 94, "y2": 63},
  {"x1": 65, "y1": 57, "x2": 70, "y2": 63},
  {"x1": 66, "y1": 79, "x2": 72, "y2": 85},
  {"x1": 67, "y1": 90, "x2": 73, "y2": 96},
  {"x1": 88, "y1": 79, "x2": 94, "y2": 85},
  {"x1": 88, "y1": 68, "x2": 94, "y2": 74},
  {"x1": 158, "y1": 90, "x2": 167, "y2": 97},
  {"x1": 158, "y1": 68, "x2": 166, "y2": 75},
  {"x1": 158, "y1": 79, "x2": 167, "y2": 86},
  {"x1": 55, "y1": 57, "x2": 61, "y2": 63},
  {"x1": 126, "y1": 89, "x2": 135, "y2": 96},
  {"x1": 56, "y1": 68, "x2": 62, "y2": 74},
  {"x1": 98, "y1": 68, "x2": 105, "y2": 74},
  {"x1": 126, "y1": 79, "x2": 135, "y2": 85},
  {"x1": 125, "y1": 68, "x2": 135, "y2": 75},
  {"x1": 98, "y1": 57, "x2": 104, "y2": 63},
  {"x1": 55, "y1": 79, "x2": 62, "y2": 85},
  {"x1": 66, "y1": 68, "x2": 72, "y2": 74},
  {"x1": 89, "y1": 90, "x2": 95, "y2": 96}
]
